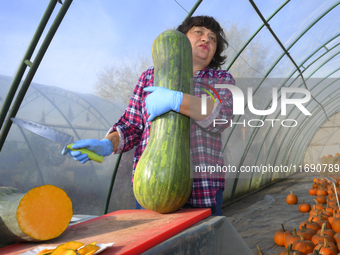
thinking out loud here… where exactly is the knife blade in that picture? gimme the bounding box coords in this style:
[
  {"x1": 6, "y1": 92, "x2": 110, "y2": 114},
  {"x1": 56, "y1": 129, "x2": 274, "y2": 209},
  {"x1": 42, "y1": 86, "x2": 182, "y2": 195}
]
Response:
[{"x1": 11, "y1": 117, "x2": 104, "y2": 163}]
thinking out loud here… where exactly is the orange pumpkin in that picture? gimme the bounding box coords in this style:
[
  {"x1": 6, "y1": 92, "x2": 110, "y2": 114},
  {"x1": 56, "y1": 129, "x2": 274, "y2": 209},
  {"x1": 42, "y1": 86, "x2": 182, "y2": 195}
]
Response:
[
  {"x1": 328, "y1": 211, "x2": 339, "y2": 225},
  {"x1": 310, "y1": 206, "x2": 322, "y2": 216},
  {"x1": 287, "y1": 191, "x2": 298, "y2": 205},
  {"x1": 316, "y1": 195, "x2": 327, "y2": 204},
  {"x1": 300, "y1": 219, "x2": 321, "y2": 232},
  {"x1": 297, "y1": 225, "x2": 315, "y2": 241},
  {"x1": 331, "y1": 218, "x2": 340, "y2": 233},
  {"x1": 285, "y1": 228, "x2": 301, "y2": 248},
  {"x1": 278, "y1": 244, "x2": 302, "y2": 255},
  {"x1": 333, "y1": 232, "x2": 340, "y2": 243},
  {"x1": 311, "y1": 223, "x2": 336, "y2": 245},
  {"x1": 318, "y1": 189, "x2": 329, "y2": 196},
  {"x1": 275, "y1": 224, "x2": 292, "y2": 246},
  {"x1": 329, "y1": 199, "x2": 337, "y2": 207},
  {"x1": 314, "y1": 199, "x2": 325, "y2": 210},
  {"x1": 299, "y1": 200, "x2": 312, "y2": 213},
  {"x1": 314, "y1": 239, "x2": 337, "y2": 255},
  {"x1": 317, "y1": 227, "x2": 335, "y2": 238},
  {"x1": 315, "y1": 220, "x2": 332, "y2": 229},
  {"x1": 309, "y1": 189, "x2": 318, "y2": 196},
  {"x1": 292, "y1": 234, "x2": 315, "y2": 255},
  {"x1": 325, "y1": 201, "x2": 335, "y2": 214},
  {"x1": 328, "y1": 154, "x2": 333, "y2": 157}
]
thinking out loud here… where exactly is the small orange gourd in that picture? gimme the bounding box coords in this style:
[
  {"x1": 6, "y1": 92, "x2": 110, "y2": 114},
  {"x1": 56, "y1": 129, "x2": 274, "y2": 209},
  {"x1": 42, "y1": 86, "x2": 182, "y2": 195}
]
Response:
[
  {"x1": 311, "y1": 223, "x2": 336, "y2": 245},
  {"x1": 309, "y1": 189, "x2": 318, "y2": 196},
  {"x1": 315, "y1": 195, "x2": 327, "y2": 204},
  {"x1": 292, "y1": 234, "x2": 315, "y2": 255},
  {"x1": 287, "y1": 191, "x2": 298, "y2": 205},
  {"x1": 331, "y1": 217, "x2": 340, "y2": 233},
  {"x1": 274, "y1": 224, "x2": 292, "y2": 246},
  {"x1": 299, "y1": 199, "x2": 312, "y2": 213},
  {"x1": 313, "y1": 239, "x2": 337, "y2": 255},
  {"x1": 285, "y1": 228, "x2": 301, "y2": 248}
]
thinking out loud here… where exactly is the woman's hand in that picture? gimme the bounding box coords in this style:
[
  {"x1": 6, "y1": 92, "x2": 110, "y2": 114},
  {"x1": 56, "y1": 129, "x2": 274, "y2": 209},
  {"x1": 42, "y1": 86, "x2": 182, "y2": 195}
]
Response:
[
  {"x1": 63, "y1": 139, "x2": 114, "y2": 164},
  {"x1": 144, "y1": 86, "x2": 183, "y2": 121}
]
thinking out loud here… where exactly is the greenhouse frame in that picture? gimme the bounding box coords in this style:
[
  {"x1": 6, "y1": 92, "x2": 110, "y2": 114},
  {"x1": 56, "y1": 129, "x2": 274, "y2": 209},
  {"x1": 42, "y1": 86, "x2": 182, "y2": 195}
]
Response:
[{"x1": 1, "y1": 0, "x2": 340, "y2": 254}]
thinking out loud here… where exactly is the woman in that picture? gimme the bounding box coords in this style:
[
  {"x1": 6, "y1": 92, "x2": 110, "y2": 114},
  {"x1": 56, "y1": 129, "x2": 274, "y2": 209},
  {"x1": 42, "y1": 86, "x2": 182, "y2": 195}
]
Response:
[{"x1": 67, "y1": 16, "x2": 235, "y2": 216}]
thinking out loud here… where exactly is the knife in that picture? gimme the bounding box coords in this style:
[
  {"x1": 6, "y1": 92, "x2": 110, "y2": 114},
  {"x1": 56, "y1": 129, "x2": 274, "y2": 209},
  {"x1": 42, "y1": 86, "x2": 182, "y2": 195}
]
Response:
[{"x1": 11, "y1": 117, "x2": 104, "y2": 163}]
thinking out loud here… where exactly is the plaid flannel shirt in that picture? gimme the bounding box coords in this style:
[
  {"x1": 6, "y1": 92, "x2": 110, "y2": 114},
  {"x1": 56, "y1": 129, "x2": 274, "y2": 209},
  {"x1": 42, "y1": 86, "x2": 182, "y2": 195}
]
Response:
[{"x1": 109, "y1": 66, "x2": 235, "y2": 207}]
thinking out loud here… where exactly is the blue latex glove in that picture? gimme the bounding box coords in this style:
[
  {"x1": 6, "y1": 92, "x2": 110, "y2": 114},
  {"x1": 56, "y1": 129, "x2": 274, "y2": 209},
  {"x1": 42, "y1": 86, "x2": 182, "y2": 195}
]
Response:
[
  {"x1": 144, "y1": 86, "x2": 183, "y2": 121},
  {"x1": 63, "y1": 139, "x2": 113, "y2": 164}
]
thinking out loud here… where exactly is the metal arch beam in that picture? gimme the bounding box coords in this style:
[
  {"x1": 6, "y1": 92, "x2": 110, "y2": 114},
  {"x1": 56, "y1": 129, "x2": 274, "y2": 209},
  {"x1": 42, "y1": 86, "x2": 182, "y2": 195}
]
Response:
[
  {"x1": 0, "y1": 0, "x2": 59, "y2": 131},
  {"x1": 279, "y1": 83, "x2": 340, "y2": 165},
  {"x1": 185, "y1": 0, "x2": 203, "y2": 19},
  {"x1": 262, "y1": 72, "x2": 340, "y2": 182},
  {"x1": 265, "y1": 69, "x2": 340, "y2": 167},
  {"x1": 231, "y1": 65, "x2": 340, "y2": 199},
  {"x1": 275, "y1": 79, "x2": 339, "y2": 165},
  {"x1": 18, "y1": 86, "x2": 102, "y2": 185},
  {"x1": 230, "y1": 46, "x2": 340, "y2": 198},
  {"x1": 274, "y1": 70, "x2": 340, "y2": 168},
  {"x1": 249, "y1": 74, "x2": 340, "y2": 189},
  {"x1": 0, "y1": 0, "x2": 73, "y2": 152},
  {"x1": 288, "y1": 99, "x2": 340, "y2": 169},
  {"x1": 224, "y1": 1, "x2": 340, "y2": 153},
  {"x1": 231, "y1": 0, "x2": 340, "y2": 114},
  {"x1": 22, "y1": 85, "x2": 123, "y2": 215},
  {"x1": 296, "y1": 35, "x2": 340, "y2": 75},
  {"x1": 226, "y1": 0, "x2": 291, "y2": 71},
  {"x1": 17, "y1": 83, "x2": 120, "y2": 215},
  {"x1": 269, "y1": 80, "x2": 340, "y2": 180},
  {"x1": 236, "y1": 33, "x2": 340, "y2": 167},
  {"x1": 37, "y1": 86, "x2": 113, "y2": 130},
  {"x1": 250, "y1": 40, "x2": 340, "y2": 171}
]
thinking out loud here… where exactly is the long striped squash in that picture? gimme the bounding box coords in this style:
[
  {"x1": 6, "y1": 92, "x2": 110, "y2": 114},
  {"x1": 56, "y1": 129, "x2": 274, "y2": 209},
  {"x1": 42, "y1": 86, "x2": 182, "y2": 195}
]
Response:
[{"x1": 133, "y1": 30, "x2": 193, "y2": 213}]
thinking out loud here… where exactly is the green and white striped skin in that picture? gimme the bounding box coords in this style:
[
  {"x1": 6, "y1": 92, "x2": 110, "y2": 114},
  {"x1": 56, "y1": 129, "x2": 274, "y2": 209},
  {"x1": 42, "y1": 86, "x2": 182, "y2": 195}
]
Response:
[{"x1": 133, "y1": 30, "x2": 193, "y2": 213}]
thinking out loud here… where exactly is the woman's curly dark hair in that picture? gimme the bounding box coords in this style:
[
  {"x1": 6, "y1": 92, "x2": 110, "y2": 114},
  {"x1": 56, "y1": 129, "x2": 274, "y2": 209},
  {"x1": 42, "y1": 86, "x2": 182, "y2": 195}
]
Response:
[{"x1": 177, "y1": 15, "x2": 228, "y2": 70}]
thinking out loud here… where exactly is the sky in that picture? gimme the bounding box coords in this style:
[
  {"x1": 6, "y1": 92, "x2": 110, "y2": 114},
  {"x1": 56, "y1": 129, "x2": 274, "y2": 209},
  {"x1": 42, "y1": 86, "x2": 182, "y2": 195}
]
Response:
[{"x1": 1, "y1": 0, "x2": 339, "y2": 95}]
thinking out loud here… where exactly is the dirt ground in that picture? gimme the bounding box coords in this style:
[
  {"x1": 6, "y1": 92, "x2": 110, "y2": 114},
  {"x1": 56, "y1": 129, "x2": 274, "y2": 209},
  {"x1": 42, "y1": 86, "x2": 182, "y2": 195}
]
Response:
[{"x1": 222, "y1": 172, "x2": 321, "y2": 255}]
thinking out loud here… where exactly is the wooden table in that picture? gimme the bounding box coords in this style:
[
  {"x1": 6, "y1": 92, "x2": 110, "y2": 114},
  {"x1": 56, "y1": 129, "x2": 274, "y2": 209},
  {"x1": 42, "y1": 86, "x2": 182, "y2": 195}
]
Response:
[{"x1": 0, "y1": 209, "x2": 211, "y2": 255}]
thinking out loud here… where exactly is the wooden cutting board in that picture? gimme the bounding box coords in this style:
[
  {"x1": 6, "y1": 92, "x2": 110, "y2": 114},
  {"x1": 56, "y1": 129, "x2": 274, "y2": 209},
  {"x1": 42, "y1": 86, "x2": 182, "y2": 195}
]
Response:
[{"x1": 0, "y1": 208, "x2": 211, "y2": 255}]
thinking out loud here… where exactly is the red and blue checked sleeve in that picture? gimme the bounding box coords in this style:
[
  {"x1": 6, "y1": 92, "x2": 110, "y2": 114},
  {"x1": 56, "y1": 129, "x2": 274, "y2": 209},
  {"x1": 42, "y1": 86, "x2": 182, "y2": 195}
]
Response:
[{"x1": 109, "y1": 68, "x2": 153, "y2": 153}]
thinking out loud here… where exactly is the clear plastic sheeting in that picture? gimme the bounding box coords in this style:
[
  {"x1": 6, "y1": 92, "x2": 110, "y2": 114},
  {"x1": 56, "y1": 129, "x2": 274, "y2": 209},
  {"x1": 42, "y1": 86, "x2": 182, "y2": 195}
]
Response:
[
  {"x1": 142, "y1": 216, "x2": 253, "y2": 255},
  {"x1": 0, "y1": 81, "x2": 131, "y2": 215},
  {"x1": 1, "y1": 0, "x2": 340, "y2": 219}
]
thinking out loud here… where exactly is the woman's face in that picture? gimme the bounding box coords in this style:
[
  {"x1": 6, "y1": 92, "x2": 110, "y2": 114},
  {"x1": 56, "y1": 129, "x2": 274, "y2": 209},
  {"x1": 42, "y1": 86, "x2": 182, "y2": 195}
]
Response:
[{"x1": 186, "y1": 26, "x2": 217, "y2": 69}]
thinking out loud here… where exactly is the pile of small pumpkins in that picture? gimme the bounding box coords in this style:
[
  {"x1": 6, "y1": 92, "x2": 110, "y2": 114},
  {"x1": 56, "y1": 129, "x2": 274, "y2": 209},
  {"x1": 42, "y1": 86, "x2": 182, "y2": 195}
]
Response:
[{"x1": 273, "y1": 177, "x2": 340, "y2": 255}]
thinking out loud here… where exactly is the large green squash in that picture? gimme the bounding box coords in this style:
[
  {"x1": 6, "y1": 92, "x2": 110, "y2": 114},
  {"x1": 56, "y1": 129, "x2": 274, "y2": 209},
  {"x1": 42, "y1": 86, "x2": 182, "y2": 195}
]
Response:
[{"x1": 133, "y1": 30, "x2": 193, "y2": 213}]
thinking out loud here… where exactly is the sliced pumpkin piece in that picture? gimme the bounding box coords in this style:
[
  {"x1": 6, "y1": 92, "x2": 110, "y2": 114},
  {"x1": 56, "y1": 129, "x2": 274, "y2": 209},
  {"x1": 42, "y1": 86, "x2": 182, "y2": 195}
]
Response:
[
  {"x1": 84, "y1": 251, "x2": 97, "y2": 255},
  {"x1": 16, "y1": 185, "x2": 73, "y2": 240},
  {"x1": 59, "y1": 249, "x2": 78, "y2": 255},
  {"x1": 77, "y1": 244, "x2": 100, "y2": 255},
  {"x1": 64, "y1": 241, "x2": 84, "y2": 250},
  {"x1": 37, "y1": 248, "x2": 54, "y2": 255},
  {"x1": 51, "y1": 244, "x2": 66, "y2": 255}
]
